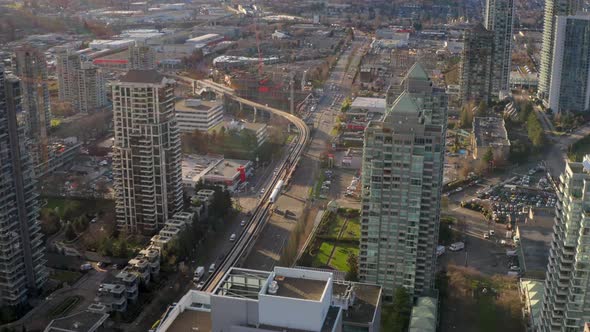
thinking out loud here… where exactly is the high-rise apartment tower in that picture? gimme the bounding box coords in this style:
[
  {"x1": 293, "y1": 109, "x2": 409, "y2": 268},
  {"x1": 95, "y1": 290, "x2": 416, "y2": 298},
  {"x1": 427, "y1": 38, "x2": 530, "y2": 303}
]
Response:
[
  {"x1": 55, "y1": 48, "x2": 107, "y2": 113},
  {"x1": 540, "y1": 155, "x2": 590, "y2": 331},
  {"x1": 128, "y1": 42, "x2": 156, "y2": 70},
  {"x1": 0, "y1": 66, "x2": 47, "y2": 305},
  {"x1": 13, "y1": 46, "x2": 51, "y2": 166},
  {"x1": 547, "y1": 15, "x2": 590, "y2": 113},
  {"x1": 359, "y1": 63, "x2": 447, "y2": 300},
  {"x1": 484, "y1": 0, "x2": 514, "y2": 98},
  {"x1": 537, "y1": 0, "x2": 581, "y2": 102},
  {"x1": 459, "y1": 24, "x2": 494, "y2": 104},
  {"x1": 111, "y1": 70, "x2": 183, "y2": 234}
]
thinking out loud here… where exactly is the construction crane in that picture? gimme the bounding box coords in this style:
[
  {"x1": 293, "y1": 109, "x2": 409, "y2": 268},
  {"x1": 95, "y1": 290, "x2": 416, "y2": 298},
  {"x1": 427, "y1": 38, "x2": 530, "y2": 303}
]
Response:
[{"x1": 254, "y1": 18, "x2": 264, "y2": 77}]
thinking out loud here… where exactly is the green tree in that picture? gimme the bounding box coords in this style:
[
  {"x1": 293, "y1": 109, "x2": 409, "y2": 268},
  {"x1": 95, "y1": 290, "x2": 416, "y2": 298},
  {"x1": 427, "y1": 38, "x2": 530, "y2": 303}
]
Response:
[
  {"x1": 476, "y1": 100, "x2": 487, "y2": 117},
  {"x1": 459, "y1": 106, "x2": 472, "y2": 128},
  {"x1": 345, "y1": 253, "x2": 359, "y2": 281},
  {"x1": 527, "y1": 112, "x2": 545, "y2": 148},
  {"x1": 382, "y1": 287, "x2": 412, "y2": 331},
  {"x1": 482, "y1": 147, "x2": 494, "y2": 164},
  {"x1": 100, "y1": 238, "x2": 113, "y2": 256},
  {"x1": 64, "y1": 224, "x2": 76, "y2": 240},
  {"x1": 117, "y1": 239, "x2": 128, "y2": 258}
]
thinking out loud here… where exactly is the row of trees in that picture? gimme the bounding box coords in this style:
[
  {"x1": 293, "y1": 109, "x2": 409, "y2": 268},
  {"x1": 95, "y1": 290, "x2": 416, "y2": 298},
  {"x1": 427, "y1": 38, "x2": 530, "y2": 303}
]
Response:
[
  {"x1": 182, "y1": 127, "x2": 258, "y2": 157},
  {"x1": 164, "y1": 183, "x2": 234, "y2": 265}
]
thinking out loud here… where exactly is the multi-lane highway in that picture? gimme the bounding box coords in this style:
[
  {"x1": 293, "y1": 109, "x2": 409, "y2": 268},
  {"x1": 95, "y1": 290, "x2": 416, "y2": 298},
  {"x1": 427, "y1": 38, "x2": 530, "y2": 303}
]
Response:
[{"x1": 170, "y1": 75, "x2": 310, "y2": 293}]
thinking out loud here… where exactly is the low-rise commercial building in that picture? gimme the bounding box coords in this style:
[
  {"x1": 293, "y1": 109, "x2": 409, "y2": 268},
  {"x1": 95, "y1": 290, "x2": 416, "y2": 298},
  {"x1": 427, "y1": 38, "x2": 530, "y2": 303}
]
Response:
[
  {"x1": 154, "y1": 267, "x2": 381, "y2": 332},
  {"x1": 349, "y1": 97, "x2": 387, "y2": 118},
  {"x1": 224, "y1": 120, "x2": 268, "y2": 148},
  {"x1": 185, "y1": 34, "x2": 224, "y2": 50},
  {"x1": 175, "y1": 99, "x2": 224, "y2": 133},
  {"x1": 182, "y1": 155, "x2": 252, "y2": 192},
  {"x1": 472, "y1": 117, "x2": 510, "y2": 162},
  {"x1": 409, "y1": 296, "x2": 438, "y2": 332}
]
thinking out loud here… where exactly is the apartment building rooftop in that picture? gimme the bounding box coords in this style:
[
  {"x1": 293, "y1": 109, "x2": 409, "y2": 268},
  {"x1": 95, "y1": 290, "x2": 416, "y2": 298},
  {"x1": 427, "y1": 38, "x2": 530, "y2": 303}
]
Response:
[
  {"x1": 472, "y1": 117, "x2": 510, "y2": 148},
  {"x1": 346, "y1": 283, "x2": 382, "y2": 324},
  {"x1": 272, "y1": 276, "x2": 327, "y2": 301},
  {"x1": 119, "y1": 69, "x2": 164, "y2": 84},
  {"x1": 155, "y1": 267, "x2": 381, "y2": 332},
  {"x1": 44, "y1": 310, "x2": 109, "y2": 332},
  {"x1": 175, "y1": 98, "x2": 221, "y2": 112}
]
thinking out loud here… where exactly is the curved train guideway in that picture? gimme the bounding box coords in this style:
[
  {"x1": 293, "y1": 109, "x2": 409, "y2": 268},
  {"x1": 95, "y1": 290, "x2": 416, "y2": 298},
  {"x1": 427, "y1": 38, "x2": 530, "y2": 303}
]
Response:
[{"x1": 170, "y1": 75, "x2": 311, "y2": 294}]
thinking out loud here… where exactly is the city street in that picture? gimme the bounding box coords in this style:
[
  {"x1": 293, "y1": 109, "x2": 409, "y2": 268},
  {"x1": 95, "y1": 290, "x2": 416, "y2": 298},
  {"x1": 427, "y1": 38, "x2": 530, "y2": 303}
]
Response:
[{"x1": 242, "y1": 31, "x2": 370, "y2": 269}]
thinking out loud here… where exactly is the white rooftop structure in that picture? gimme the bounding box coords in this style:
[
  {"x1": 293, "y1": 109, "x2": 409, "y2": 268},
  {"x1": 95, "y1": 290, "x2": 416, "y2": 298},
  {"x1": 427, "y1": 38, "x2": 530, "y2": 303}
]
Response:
[
  {"x1": 153, "y1": 267, "x2": 382, "y2": 332},
  {"x1": 350, "y1": 97, "x2": 387, "y2": 114}
]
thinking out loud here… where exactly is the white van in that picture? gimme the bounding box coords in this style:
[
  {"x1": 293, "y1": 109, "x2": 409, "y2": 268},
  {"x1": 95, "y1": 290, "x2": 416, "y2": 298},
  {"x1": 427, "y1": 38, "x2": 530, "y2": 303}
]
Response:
[
  {"x1": 193, "y1": 266, "x2": 205, "y2": 282},
  {"x1": 506, "y1": 250, "x2": 518, "y2": 257},
  {"x1": 449, "y1": 242, "x2": 465, "y2": 251}
]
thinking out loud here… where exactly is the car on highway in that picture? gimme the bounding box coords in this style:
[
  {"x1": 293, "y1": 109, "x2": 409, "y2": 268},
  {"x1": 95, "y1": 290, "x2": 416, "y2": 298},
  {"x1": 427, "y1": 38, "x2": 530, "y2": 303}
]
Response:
[{"x1": 230, "y1": 233, "x2": 236, "y2": 242}]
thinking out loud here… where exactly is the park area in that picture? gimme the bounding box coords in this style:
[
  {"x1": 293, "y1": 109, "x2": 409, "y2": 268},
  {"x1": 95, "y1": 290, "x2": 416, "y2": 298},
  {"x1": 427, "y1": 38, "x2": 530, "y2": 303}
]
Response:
[
  {"x1": 567, "y1": 134, "x2": 590, "y2": 162},
  {"x1": 298, "y1": 209, "x2": 360, "y2": 272},
  {"x1": 438, "y1": 265, "x2": 523, "y2": 332}
]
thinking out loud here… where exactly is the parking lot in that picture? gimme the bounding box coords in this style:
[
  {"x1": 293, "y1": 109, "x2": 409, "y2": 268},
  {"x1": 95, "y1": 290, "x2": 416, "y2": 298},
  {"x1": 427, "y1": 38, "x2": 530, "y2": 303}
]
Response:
[{"x1": 439, "y1": 225, "x2": 522, "y2": 277}]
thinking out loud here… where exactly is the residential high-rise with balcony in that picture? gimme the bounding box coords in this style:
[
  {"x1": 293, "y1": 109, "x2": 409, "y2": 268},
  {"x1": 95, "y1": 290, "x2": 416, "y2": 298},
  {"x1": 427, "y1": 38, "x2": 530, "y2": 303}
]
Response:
[
  {"x1": 459, "y1": 24, "x2": 494, "y2": 104},
  {"x1": 128, "y1": 42, "x2": 156, "y2": 70},
  {"x1": 539, "y1": 155, "x2": 590, "y2": 331},
  {"x1": 55, "y1": 48, "x2": 107, "y2": 113},
  {"x1": 13, "y1": 46, "x2": 51, "y2": 166},
  {"x1": 484, "y1": 0, "x2": 514, "y2": 98},
  {"x1": 359, "y1": 63, "x2": 447, "y2": 300},
  {"x1": 537, "y1": 0, "x2": 581, "y2": 102},
  {"x1": 547, "y1": 15, "x2": 590, "y2": 113},
  {"x1": 111, "y1": 70, "x2": 183, "y2": 234},
  {"x1": 0, "y1": 65, "x2": 48, "y2": 306}
]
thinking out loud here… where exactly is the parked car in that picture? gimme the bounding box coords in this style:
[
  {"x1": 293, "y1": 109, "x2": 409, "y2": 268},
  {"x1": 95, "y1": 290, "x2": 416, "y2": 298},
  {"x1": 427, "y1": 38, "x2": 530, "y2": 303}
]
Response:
[
  {"x1": 209, "y1": 264, "x2": 216, "y2": 273},
  {"x1": 436, "y1": 245, "x2": 445, "y2": 257},
  {"x1": 240, "y1": 220, "x2": 247, "y2": 226},
  {"x1": 230, "y1": 233, "x2": 236, "y2": 242}
]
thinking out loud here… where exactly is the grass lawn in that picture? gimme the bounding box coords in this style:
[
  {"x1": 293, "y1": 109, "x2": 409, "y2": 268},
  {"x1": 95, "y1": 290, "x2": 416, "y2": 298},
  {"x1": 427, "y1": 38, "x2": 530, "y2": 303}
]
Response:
[
  {"x1": 50, "y1": 270, "x2": 82, "y2": 284},
  {"x1": 285, "y1": 134, "x2": 296, "y2": 144},
  {"x1": 311, "y1": 242, "x2": 334, "y2": 267},
  {"x1": 329, "y1": 244, "x2": 359, "y2": 271},
  {"x1": 341, "y1": 217, "x2": 360, "y2": 239},
  {"x1": 313, "y1": 173, "x2": 326, "y2": 198},
  {"x1": 326, "y1": 215, "x2": 346, "y2": 238}
]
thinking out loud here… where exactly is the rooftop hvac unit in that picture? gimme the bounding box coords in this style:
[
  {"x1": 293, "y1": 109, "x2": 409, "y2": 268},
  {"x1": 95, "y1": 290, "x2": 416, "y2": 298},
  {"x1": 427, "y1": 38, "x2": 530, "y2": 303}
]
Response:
[{"x1": 268, "y1": 280, "x2": 279, "y2": 294}]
